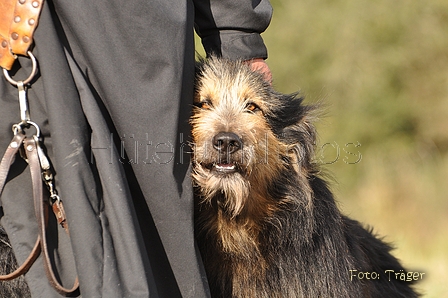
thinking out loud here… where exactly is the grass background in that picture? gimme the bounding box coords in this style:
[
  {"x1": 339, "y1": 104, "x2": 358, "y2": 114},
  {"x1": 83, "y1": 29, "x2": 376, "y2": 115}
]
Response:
[{"x1": 196, "y1": 0, "x2": 448, "y2": 296}]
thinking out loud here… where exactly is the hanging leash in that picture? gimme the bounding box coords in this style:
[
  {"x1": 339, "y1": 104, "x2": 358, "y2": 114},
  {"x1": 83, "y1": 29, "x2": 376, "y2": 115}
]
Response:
[
  {"x1": 0, "y1": 132, "x2": 42, "y2": 282},
  {"x1": 1, "y1": 0, "x2": 79, "y2": 295},
  {"x1": 0, "y1": 51, "x2": 79, "y2": 296}
]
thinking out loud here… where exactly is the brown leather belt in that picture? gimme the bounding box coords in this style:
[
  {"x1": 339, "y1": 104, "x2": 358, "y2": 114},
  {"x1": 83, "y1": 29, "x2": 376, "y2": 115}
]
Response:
[{"x1": 0, "y1": 0, "x2": 43, "y2": 70}]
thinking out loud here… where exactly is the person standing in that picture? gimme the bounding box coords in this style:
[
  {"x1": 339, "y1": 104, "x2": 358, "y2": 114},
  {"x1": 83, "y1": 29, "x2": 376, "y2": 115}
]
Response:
[{"x1": 0, "y1": 0, "x2": 272, "y2": 296}]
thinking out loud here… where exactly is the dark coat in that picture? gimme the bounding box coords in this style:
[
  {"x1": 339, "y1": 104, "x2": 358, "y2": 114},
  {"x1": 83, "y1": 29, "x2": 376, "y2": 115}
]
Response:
[{"x1": 0, "y1": 0, "x2": 272, "y2": 296}]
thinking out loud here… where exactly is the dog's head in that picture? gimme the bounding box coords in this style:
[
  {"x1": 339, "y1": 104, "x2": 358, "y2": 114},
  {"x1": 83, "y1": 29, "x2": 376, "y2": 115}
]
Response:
[{"x1": 191, "y1": 57, "x2": 317, "y2": 218}]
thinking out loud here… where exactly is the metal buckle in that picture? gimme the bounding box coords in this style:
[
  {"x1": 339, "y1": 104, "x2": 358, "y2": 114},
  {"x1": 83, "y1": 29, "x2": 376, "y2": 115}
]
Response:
[{"x1": 2, "y1": 51, "x2": 38, "y2": 86}]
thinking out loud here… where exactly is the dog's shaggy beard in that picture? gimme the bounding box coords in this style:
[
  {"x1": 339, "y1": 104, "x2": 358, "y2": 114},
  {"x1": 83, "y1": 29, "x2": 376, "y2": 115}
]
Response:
[
  {"x1": 192, "y1": 136, "x2": 271, "y2": 220},
  {"x1": 192, "y1": 165, "x2": 250, "y2": 219}
]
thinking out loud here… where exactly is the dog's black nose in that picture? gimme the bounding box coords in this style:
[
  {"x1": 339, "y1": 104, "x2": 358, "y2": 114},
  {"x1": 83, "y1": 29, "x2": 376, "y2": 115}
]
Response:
[{"x1": 213, "y1": 132, "x2": 242, "y2": 154}]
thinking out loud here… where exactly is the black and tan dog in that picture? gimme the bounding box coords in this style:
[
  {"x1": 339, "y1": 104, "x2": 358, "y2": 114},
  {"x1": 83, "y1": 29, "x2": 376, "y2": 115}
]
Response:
[{"x1": 192, "y1": 57, "x2": 419, "y2": 298}]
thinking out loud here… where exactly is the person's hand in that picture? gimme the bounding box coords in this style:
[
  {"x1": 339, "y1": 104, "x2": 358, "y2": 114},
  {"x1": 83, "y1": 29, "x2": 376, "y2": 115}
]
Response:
[{"x1": 244, "y1": 58, "x2": 272, "y2": 84}]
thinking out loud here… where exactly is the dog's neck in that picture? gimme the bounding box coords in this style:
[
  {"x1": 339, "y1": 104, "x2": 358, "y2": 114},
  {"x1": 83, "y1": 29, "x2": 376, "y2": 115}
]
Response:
[{"x1": 212, "y1": 188, "x2": 278, "y2": 257}]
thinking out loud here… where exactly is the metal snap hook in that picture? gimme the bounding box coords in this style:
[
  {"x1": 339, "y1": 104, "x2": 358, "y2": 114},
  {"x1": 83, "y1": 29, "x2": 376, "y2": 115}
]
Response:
[{"x1": 2, "y1": 51, "x2": 38, "y2": 86}]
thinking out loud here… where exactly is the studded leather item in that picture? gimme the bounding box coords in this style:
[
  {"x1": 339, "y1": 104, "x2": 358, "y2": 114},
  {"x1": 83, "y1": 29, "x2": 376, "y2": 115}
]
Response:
[{"x1": 0, "y1": 0, "x2": 44, "y2": 70}]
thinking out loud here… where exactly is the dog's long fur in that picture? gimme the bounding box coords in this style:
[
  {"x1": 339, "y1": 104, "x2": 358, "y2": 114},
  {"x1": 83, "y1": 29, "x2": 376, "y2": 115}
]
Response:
[{"x1": 192, "y1": 57, "x2": 418, "y2": 298}]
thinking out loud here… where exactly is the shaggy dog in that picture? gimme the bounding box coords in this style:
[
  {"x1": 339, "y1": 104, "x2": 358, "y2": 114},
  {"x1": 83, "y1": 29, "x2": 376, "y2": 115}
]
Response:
[{"x1": 191, "y1": 57, "x2": 419, "y2": 298}]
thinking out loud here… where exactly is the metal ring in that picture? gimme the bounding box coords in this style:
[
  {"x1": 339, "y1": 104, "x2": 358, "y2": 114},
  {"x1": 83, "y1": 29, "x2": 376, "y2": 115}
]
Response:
[
  {"x1": 12, "y1": 120, "x2": 41, "y2": 138},
  {"x1": 2, "y1": 51, "x2": 38, "y2": 86}
]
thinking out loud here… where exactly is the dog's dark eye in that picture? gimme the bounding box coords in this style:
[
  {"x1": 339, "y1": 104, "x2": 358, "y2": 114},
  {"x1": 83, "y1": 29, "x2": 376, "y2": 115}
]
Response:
[
  {"x1": 195, "y1": 100, "x2": 212, "y2": 110},
  {"x1": 245, "y1": 102, "x2": 261, "y2": 113}
]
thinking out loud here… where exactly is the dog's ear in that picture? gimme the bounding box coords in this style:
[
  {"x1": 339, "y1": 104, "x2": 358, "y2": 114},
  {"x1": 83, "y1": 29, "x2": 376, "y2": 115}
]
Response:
[
  {"x1": 266, "y1": 92, "x2": 317, "y2": 168},
  {"x1": 266, "y1": 92, "x2": 316, "y2": 142}
]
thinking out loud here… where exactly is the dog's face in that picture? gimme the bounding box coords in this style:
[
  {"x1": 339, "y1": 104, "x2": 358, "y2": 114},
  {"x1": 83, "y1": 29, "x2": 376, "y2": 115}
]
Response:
[{"x1": 191, "y1": 57, "x2": 316, "y2": 218}]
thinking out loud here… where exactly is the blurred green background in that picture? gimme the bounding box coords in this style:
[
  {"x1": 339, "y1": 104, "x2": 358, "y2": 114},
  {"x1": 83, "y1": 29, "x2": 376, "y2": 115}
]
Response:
[{"x1": 196, "y1": 0, "x2": 448, "y2": 296}]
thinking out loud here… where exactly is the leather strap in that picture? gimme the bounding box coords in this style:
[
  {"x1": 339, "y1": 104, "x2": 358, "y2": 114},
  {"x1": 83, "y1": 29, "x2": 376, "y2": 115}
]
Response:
[
  {"x1": 25, "y1": 137, "x2": 79, "y2": 296},
  {"x1": 0, "y1": 135, "x2": 79, "y2": 296},
  {"x1": 0, "y1": 133, "x2": 25, "y2": 193},
  {"x1": 0, "y1": 237, "x2": 41, "y2": 281},
  {"x1": 0, "y1": 133, "x2": 41, "y2": 281},
  {"x1": 0, "y1": 0, "x2": 44, "y2": 70}
]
